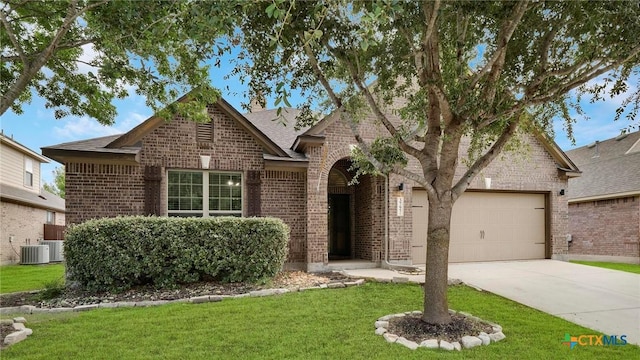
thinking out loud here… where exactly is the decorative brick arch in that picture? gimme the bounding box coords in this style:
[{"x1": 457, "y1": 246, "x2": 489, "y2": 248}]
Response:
[{"x1": 305, "y1": 141, "x2": 386, "y2": 270}]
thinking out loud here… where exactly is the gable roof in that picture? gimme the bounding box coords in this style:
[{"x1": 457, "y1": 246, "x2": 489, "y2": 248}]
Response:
[
  {"x1": 42, "y1": 135, "x2": 140, "y2": 165},
  {"x1": 1, "y1": 133, "x2": 50, "y2": 163},
  {"x1": 0, "y1": 184, "x2": 65, "y2": 212},
  {"x1": 108, "y1": 97, "x2": 287, "y2": 157},
  {"x1": 295, "y1": 107, "x2": 580, "y2": 176},
  {"x1": 566, "y1": 130, "x2": 640, "y2": 201},
  {"x1": 43, "y1": 96, "x2": 292, "y2": 164},
  {"x1": 244, "y1": 108, "x2": 308, "y2": 150}
]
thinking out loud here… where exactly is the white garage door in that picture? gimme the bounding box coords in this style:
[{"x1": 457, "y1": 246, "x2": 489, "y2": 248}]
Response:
[{"x1": 411, "y1": 190, "x2": 546, "y2": 264}]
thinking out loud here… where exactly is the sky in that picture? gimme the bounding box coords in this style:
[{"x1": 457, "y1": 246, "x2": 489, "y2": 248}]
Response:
[{"x1": 1, "y1": 53, "x2": 638, "y2": 186}]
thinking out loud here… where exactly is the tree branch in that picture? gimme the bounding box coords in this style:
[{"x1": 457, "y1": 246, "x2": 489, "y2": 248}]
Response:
[
  {"x1": 325, "y1": 43, "x2": 427, "y2": 164},
  {"x1": 0, "y1": 0, "x2": 110, "y2": 116},
  {"x1": 468, "y1": 0, "x2": 529, "y2": 89},
  {"x1": 452, "y1": 118, "x2": 520, "y2": 198},
  {"x1": 0, "y1": 6, "x2": 27, "y2": 64},
  {"x1": 456, "y1": 9, "x2": 469, "y2": 67},
  {"x1": 301, "y1": 34, "x2": 428, "y2": 190}
]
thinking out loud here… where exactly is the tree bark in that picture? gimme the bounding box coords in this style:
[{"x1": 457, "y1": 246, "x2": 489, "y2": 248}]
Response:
[{"x1": 422, "y1": 194, "x2": 454, "y2": 324}]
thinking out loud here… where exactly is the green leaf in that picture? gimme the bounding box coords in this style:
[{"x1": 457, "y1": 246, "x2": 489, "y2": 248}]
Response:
[
  {"x1": 266, "y1": 3, "x2": 276, "y2": 18},
  {"x1": 360, "y1": 39, "x2": 369, "y2": 51}
]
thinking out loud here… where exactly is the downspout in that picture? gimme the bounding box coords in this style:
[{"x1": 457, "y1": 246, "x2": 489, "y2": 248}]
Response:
[{"x1": 381, "y1": 173, "x2": 421, "y2": 271}]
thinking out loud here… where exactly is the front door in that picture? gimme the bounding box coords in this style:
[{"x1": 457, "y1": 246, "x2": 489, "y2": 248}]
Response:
[{"x1": 328, "y1": 194, "x2": 351, "y2": 259}]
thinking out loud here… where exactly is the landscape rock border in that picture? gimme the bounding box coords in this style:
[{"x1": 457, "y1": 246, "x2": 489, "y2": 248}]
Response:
[
  {"x1": 0, "y1": 279, "x2": 366, "y2": 315},
  {"x1": 2, "y1": 317, "x2": 33, "y2": 348},
  {"x1": 374, "y1": 309, "x2": 505, "y2": 351}
]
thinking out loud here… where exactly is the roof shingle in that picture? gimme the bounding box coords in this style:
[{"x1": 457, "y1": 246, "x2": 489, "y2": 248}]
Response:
[{"x1": 566, "y1": 131, "x2": 640, "y2": 200}]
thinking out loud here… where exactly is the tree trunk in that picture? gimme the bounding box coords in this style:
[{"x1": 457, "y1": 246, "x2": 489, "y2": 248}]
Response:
[{"x1": 422, "y1": 195, "x2": 453, "y2": 324}]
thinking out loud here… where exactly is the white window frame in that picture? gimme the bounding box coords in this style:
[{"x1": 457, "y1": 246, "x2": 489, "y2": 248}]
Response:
[
  {"x1": 167, "y1": 170, "x2": 243, "y2": 217},
  {"x1": 24, "y1": 157, "x2": 33, "y2": 187},
  {"x1": 46, "y1": 211, "x2": 55, "y2": 224}
]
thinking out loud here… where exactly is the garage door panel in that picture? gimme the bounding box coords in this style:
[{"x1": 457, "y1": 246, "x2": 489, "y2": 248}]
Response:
[
  {"x1": 411, "y1": 190, "x2": 428, "y2": 264},
  {"x1": 411, "y1": 190, "x2": 547, "y2": 264}
]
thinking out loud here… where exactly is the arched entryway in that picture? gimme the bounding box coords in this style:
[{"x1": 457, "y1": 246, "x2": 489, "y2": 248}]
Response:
[{"x1": 327, "y1": 158, "x2": 384, "y2": 262}]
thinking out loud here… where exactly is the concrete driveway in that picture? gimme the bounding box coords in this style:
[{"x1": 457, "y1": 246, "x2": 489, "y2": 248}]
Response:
[{"x1": 447, "y1": 260, "x2": 640, "y2": 346}]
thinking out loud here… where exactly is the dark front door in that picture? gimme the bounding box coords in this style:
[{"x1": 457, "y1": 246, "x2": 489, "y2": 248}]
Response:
[{"x1": 329, "y1": 194, "x2": 351, "y2": 259}]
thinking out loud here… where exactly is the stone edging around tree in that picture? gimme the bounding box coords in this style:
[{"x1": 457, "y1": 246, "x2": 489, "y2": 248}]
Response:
[
  {"x1": 374, "y1": 309, "x2": 506, "y2": 351},
  {"x1": 2, "y1": 317, "x2": 33, "y2": 347}
]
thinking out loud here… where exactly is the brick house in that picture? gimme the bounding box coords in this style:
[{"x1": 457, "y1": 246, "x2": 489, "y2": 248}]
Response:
[
  {"x1": 1, "y1": 133, "x2": 66, "y2": 265},
  {"x1": 565, "y1": 131, "x2": 640, "y2": 264},
  {"x1": 42, "y1": 95, "x2": 579, "y2": 271}
]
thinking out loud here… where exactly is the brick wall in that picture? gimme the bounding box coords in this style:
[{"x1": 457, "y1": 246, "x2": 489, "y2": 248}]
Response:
[
  {"x1": 305, "y1": 111, "x2": 570, "y2": 267},
  {"x1": 261, "y1": 170, "x2": 307, "y2": 266},
  {"x1": 65, "y1": 163, "x2": 144, "y2": 225},
  {"x1": 568, "y1": 196, "x2": 640, "y2": 258},
  {"x1": 0, "y1": 201, "x2": 65, "y2": 265},
  {"x1": 65, "y1": 104, "x2": 309, "y2": 265}
]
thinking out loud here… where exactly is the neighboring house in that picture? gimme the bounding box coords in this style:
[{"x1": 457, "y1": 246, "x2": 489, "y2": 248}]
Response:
[
  {"x1": 1, "y1": 133, "x2": 66, "y2": 265},
  {"x1": 42, "y1": 95, "x2": 579, "y2": 271},
  {"x1": 565, "y1": 131, "x2": 640, "y2": 264}
]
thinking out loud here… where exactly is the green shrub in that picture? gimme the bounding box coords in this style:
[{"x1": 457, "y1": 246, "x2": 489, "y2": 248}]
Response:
[
  {"x1": 38, "y1": 278, "x2": 65, "y2": 300},
  {"x1": 64, "y1": 216, "x2": 289, "y2": 292}
]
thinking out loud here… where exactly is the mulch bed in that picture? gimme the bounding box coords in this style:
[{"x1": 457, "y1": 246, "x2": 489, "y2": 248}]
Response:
[
  {"x1": 0, "y1": 324, "x2": 16, "y2": 350},
  {"x1": 0, "y1": 271, "x2": 349, "y2": 309},
  {"x1": 388, "y1": 313, "x2": 494, "y2": 343}
]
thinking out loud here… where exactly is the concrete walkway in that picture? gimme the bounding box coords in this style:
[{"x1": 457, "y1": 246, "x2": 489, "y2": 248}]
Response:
[{"x1": 344, "y1": 260, "x2": 640, "y2": 346}]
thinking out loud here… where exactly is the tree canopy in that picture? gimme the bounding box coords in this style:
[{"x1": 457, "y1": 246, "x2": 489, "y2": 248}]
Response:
[
  {"x1": 1, "y1": 0, "x2": 238, "y2": 124},
  {"x1": 236, "y1": 0, "x2": 640, "y2": 324},
  {"x1": 43, "y1": 166, "x2": 65, "y2": 199}
]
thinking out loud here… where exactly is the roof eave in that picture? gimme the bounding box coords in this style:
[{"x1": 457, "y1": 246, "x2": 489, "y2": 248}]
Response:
[
  {"x1": 41, "y1": 148, "x2": 140, "y2": 165},
  {"x1": 534, "y1": 132, "x2": 581, "y2": 173},
  {"x1": 264, "y1": 158, "x2": 309, "y2": 170},
  {"x1": 0, "y1": 194, "x2": 65, "y2": 212},
  {"x1": 569, "y1": 190, "x2": 640, "y2": 203},
  {"x1": 293, "y1": 135, "x2": 325, "y2": 152},
  {"x1": 1, "y1": 136, "x2": 50, "y2": 163},
  {"x1": 557, "y1": 166, "x2": 582, "y2": 178}
]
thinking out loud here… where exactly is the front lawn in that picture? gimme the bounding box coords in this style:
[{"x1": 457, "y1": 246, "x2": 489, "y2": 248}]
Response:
[
  {"x1": 0, "y1": 263, "x2": 65, "y2": 294},
  {"x1": 1, "y1": 283, "x2": 636, "y2": 359},
  {"x1": 570, "y1": 261, "x2": 640, "y2": 274}
]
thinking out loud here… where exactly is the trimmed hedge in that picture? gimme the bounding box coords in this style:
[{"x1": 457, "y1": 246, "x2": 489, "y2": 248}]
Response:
[{"x1": 65, "y1": 216, "x2": 289, "y2": 291}]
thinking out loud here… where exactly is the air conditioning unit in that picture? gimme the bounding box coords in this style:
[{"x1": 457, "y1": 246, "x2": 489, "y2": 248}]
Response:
[
  {"x1": 20, "y1": 245, "x2": 50, "y2": 265},
  {"x1": 40, "y1": 240, "x2": 64, "y2": 262}
]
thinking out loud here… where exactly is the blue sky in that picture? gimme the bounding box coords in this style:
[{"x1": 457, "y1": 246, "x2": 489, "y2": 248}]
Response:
[{"x1": 1, "y1": 59, "x2": 637, "y2": 186}]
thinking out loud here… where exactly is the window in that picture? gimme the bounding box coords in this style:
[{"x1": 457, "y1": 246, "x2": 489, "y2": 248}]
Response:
[
  {"x1": 168, "y1": 170, "x2": 242, "y2": 217},
  {"x1": 46, "y1": 211, "x2": 55, "y2": 224},
  {"x1": 24, "y1": 158, "x2": 33, "y2": 187}
]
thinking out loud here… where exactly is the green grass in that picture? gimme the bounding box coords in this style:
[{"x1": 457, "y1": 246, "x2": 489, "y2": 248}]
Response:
[
  {"x1": 1, "y1": 283, "x2": 636, "y2": 359},
  {"x1": 0, "y1": 263, "x2": 65, "y2": 294},
  {"x1": 570, "y1": 261, "x2": 640, "y2": 274}
]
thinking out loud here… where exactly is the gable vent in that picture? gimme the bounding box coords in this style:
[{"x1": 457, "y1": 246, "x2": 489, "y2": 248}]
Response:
[{"x1": 196, "y1": 122, "x2": 213, "y2": 143}]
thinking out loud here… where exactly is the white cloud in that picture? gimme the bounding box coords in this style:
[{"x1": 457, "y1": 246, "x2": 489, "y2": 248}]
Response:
[
  {"x1": 76, "y1": 44, "x2": 100, "y2": 75},
  {"x1": 53, "y1": 112, "x2": 147, "y2": 140}
]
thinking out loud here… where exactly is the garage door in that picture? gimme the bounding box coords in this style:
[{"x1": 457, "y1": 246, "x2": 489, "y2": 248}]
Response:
[{"x1": 411, "y1": 190, "x2": 546, "y2": 264}]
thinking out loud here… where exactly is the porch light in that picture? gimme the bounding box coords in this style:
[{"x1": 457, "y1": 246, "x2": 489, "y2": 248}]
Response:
[
  {"x1": 200, "y1": 155, "x2": 211, "y2": 169},
  {"x1": 398, "y1": 183, "x2": 404, "y2": 191},
  {"x1": 484, "y1": 177, "x2": 492, "y2": 189},
  {"x1": 559, "y1": 189, "x2": 565, "y2": 196}
]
